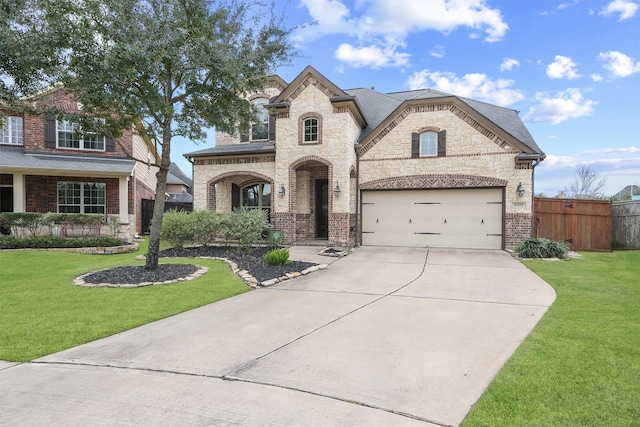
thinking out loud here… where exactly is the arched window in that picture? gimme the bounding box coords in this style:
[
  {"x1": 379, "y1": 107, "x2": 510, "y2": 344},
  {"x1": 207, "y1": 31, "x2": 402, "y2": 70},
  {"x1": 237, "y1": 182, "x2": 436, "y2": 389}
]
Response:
[
  {"x1": 251, "y1": 98, "x2": 269, "y2": 141},
  {"x1": 241, "y1": 183, "x2": 271, "y2": 219},
  {"x1": 420, "y1": 131, "x2": 437, "y2": 157},
  {"x1": 303, "y1": 118, "x2": 318, "y2": 142}
]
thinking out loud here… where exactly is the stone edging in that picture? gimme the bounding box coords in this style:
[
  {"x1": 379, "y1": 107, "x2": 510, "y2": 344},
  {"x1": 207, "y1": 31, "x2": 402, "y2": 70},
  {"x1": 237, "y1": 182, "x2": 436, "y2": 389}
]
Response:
[
  {"x1": 189, "y1": 256, "x2": 329, "y2": 289},
  {"x1": 2, "y1": 243, "x2": 139, "y2": 255},
  {"x1": 73, "y1": 265, "x2": 209, "y2": 288}
]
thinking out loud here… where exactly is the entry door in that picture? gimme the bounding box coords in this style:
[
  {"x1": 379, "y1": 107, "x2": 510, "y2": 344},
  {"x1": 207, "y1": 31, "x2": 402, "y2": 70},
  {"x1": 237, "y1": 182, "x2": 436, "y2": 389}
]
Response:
[{"x1": 315, "y1": 179, "x2": 328, "y2": 238}]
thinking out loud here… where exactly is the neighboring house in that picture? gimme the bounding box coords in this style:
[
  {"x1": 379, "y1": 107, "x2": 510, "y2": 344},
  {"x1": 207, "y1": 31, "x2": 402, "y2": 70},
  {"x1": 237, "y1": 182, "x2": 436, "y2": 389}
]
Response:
[
  {"x1": 613, "y1": 185, "x2": 640, "y2": 200},
  {"x1": 0, "y1": 87, "x2": 158, "y2": 238},
  {"x1": 185, "y1": 66, "x2": 545, "y2": 249},
  {"x1": 166, "y1": 162, "x2": 193, "y2": 204}
]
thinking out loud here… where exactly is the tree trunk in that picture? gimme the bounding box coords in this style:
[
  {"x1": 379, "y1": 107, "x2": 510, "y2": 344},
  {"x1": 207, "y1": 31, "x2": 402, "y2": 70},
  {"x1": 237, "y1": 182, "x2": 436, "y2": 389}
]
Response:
[{"x1": 145, "y1": 132, "x2": 172, "y2": 270}]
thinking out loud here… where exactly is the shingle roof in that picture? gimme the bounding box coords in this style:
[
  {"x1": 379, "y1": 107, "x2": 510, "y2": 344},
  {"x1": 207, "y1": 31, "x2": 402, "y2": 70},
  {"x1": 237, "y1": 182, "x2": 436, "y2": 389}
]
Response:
[
  {"x1": 184, "y1": 141, "x2": 275, "y2": 157},
  {"x1": 0, "y1": 145, "x2": 135, "y2": 174},
  {"x1": 168, "y1": 162, "x2": 192, "y2": 189}
]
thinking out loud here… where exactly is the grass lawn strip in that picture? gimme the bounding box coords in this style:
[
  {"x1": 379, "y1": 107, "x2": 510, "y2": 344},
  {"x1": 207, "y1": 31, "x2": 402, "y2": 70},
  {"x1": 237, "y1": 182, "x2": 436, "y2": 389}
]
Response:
[
  {"x1": 461, "y1": 250, "x2": 640, "y2": 426},
  {"x1": 0, "y1": 239, "x2": 250, "y2": 362}
]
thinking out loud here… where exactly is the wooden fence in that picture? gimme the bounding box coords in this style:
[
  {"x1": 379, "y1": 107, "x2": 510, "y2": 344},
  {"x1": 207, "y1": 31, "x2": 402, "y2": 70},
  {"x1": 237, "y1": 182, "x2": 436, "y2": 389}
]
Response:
[
  {"x1": 141, "y1": 198, "x2": 193, "y2": 235},
  {"x1": 612, "y1": 200, "x2": 640, "y2": 249},
  {"x1": 534, "y1": 197, "x2": 611, "y2": 251}
]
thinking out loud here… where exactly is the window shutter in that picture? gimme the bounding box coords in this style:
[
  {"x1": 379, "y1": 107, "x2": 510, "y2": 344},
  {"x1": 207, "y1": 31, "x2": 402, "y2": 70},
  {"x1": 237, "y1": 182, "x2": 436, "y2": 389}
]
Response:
[
  {"x1": 268, "y1": 115, "x2": 276, "y2": 141},
  {"x1": 44, "y1": 115, "x2": 56, "y2": 149},
  {"x1": 438, "y1": 130, "x2": 446, "y2": 157},
  {"x1": 411, "y1": 132, "x2": 420, "y2": 158},
  {"x1": 231, "y1": 184, "x2": 240, "y2": 209},
  {"x1": 105, "y1": 138, "x2": 116, "y2": 152}
]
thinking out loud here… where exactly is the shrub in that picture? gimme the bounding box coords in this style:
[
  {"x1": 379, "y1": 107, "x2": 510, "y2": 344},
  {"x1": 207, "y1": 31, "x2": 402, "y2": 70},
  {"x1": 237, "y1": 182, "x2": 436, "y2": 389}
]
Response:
[
  {"x1": 516, "y1": 238, "x2": 569, "y2": 259},
  {"x1": 218, "y1": 208, "x2": 268, "y2": 251},
  {"x1": 0, "y1": 235, "x2": 123, "y2": 249},
  {"x1": 263, "y1": 248, "x2": 290, "y2": 265},
  {"x1": 190, "y1": 210, "x2": 219, "y2": 247},
  {"x1": 161, "y1": 210, "x2": 194, "y2": 248},
  {"x1": 1, "y1": 212, "x2": 46, "y2": 236}
]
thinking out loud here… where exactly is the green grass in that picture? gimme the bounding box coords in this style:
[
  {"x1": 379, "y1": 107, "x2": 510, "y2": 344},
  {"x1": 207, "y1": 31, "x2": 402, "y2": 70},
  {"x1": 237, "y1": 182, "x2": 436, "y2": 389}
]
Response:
[
  {"x1": 0, "y1": 239, "x2": 250, "y2": 362},
  {"x1": 462, "y1": 251, "x2": 640, "y2": 427}
]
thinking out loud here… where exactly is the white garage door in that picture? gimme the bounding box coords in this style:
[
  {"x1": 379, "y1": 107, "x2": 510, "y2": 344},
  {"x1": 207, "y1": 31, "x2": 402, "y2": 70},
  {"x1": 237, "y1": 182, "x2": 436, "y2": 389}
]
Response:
[{"x1": 361, "y1": 188, "x2": 503, "y2": 249}]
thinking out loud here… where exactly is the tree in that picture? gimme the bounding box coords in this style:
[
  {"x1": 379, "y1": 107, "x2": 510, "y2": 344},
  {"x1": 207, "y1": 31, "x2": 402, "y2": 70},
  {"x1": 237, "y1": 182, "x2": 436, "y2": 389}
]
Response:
[
  {"x1": 564, "y1": 164, "x2": 607, "y2": 199},
  {"x1": 1, "y1": 0, "x2": 296, "y2": 269}
]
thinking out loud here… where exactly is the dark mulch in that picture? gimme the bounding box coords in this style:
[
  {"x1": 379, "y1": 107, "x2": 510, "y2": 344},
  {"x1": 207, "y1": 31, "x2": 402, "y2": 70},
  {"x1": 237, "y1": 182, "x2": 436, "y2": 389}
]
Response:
[
  {"x1": 159, "y1": 246, "x2": 317, "y2": 282},
  {"x1": 81, "y1": 246, "x2": 317, "y2": 286}
]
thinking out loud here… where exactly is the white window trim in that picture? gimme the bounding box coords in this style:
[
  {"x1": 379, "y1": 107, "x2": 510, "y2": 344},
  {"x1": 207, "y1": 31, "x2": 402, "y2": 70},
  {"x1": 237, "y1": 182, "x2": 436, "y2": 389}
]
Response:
[
  {"x1": 0, "y1": 116, "x2": 23, "y2": 145},
  {"x1": 57, "y1": 181, "x2": 106, "y2": 214},
  {"x1": 56, "y1": 119, "x2": 106, "y2": 151},
  {"x1": 420, "y1": 131, "x2": 437, "y2": 157},
  {"x1": 303, "y1": 117, "x2": 319, "y2": 143}
]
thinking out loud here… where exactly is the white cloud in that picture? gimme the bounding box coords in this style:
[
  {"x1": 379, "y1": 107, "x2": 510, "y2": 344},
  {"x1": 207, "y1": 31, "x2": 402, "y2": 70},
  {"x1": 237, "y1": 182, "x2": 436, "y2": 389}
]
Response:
[
  {"x1": 591, "y1": 74, "x2": 604, "y2": 82},
  {"x1": 598, "y1": 51, "x2": 640, "y2": 77},
  {"x1": 335, "y1": 42, "x2": 411, "y2": 68},
  {"x1": 294, "y1": 0, "x2": 509, "y2": 68},
  {"x1": 599, "y1": 0, "x2": 639, "y2": 20},
  {"x1": 584, "y1": 146, "x2": 640, "y2": 155},
  {"x1": 542, "y1": 154, "x2": 578, "y2": 169},
  {"x1": 547, "y1": 55, "x2": 581, "y2": 79},
  {"x1": 430, "y1": 45, "x2": 445, "y2": 59},
  {"x1": 406, "y1": 70, "x2": 525, "y2": 107},
  {"x1": 523, "y1": 88, "x2": 597, "y2": 124},
  {"x1": 500, "y1": 58, "x2": 520, "y2": 72}
]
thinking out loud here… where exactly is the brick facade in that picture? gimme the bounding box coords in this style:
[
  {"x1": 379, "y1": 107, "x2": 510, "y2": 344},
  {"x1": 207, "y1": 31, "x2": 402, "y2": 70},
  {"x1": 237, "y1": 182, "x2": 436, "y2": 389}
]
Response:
[{"x1": 25, "y1": 175, "x2": 120, "y2": 214}]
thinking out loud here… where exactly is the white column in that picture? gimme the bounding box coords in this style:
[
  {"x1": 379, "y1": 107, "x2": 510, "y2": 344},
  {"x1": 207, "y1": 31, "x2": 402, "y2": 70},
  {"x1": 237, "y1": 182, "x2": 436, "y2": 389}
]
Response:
[
  {"x1": 13, "y1": 173, "x2": 25, "y2": 212},
  {"x1": 119, "y1": 176, "x2": 129, "y2": 223}
]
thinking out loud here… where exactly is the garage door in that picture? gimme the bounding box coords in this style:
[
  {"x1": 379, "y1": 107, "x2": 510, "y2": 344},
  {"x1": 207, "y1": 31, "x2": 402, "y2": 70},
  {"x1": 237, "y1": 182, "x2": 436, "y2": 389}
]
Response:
[{"x1": 361, "y1": 188, "x2": 503, "y2": 249}]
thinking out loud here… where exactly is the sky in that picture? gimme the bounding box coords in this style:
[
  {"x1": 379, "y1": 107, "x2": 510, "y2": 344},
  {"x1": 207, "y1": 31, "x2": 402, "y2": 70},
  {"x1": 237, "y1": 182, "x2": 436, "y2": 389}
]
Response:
[{"x1": 173, "y1": 0, "x2": 640, "y2": 198}]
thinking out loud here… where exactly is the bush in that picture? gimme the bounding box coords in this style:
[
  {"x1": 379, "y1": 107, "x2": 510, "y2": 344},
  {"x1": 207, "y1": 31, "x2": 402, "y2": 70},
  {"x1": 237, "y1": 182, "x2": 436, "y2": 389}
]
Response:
[
  {"x1": 0, "y1": 235, "x2": 123, "y2": 249},
  {"x1": 160, "y1": 210, "x2": 194, "y2": 248},
  {"x1": 516, "y1": 238, "x2": 569, "y2": 259},
  {"x1": 1, "y1": 212, "x2": 46, "y2": 236},
  {"x1": 190, "y1": 210, "x2": 219, "y2": 247},
  {"x1": 218, "y1": 208, "x2": 268, "y2": 251},
  {"x1": 263, "y1": 248, "x2": 290, "y2": 265}
]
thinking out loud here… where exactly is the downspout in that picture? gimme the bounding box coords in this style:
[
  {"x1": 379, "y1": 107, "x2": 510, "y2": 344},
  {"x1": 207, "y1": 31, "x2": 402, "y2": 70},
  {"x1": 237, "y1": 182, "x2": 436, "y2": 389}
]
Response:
[{"x1": 354, "y1": 142, "x2": 361, "y2": 247}]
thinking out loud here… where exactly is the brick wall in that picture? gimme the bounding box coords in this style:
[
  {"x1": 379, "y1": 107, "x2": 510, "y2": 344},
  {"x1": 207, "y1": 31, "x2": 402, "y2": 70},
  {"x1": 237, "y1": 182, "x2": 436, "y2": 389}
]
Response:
[
  {"x1": 25, "y1": 175, "x2": 119, "y2": 214},
  {"x1": 505, "y1": 212, "x2": 533, "y2": 248}
]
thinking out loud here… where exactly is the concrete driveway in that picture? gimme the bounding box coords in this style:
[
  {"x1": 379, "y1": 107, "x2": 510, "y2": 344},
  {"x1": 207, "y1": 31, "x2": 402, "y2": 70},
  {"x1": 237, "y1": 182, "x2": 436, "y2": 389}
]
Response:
[{"x1": 0, "y1": 247, "x2": 555, "y2": 426}]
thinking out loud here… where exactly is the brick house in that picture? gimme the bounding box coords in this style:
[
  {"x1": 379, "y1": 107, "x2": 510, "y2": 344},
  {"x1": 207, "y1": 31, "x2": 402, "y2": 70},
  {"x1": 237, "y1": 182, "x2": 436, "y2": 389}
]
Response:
[
  {"x1": 0, "y1": 87, "x2": 158, "y2": 238},
  {"x1": 185, "y1": 66, "x2": 545, "y2": 249}
]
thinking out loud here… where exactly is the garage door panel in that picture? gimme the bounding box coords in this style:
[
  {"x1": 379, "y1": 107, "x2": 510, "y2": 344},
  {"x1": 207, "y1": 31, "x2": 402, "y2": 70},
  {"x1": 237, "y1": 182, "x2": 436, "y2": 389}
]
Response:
[{"x1": 362, "y1": 188, "x2": 503, "y2": 249}]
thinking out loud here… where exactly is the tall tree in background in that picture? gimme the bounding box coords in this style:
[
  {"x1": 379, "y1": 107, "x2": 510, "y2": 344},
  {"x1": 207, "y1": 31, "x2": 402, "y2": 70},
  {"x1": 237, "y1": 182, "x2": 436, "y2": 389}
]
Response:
[
  {"x1": 0, "y1": 0, "x2": 296, "y2": 269},
  {"x1": 565, "y1": 164, "x2": 607, "y2": 199}
]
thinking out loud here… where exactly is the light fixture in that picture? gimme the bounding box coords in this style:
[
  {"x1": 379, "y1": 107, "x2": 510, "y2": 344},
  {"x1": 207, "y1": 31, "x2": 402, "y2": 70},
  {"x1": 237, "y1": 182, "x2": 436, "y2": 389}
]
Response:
[
  {"x1": 516, "y1": 182, "x2": 525, "y2": 198},
  {"x1": 334, "y1": 182, "x2": 341, "y2": 197},
  {"x1": 279, "y1": 185, "x2": 286, "y2": 198}
]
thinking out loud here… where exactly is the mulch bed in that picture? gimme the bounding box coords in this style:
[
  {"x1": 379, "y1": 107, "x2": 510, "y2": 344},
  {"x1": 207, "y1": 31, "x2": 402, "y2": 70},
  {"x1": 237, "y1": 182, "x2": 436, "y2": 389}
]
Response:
[{"x1": 81, "y1": 246, "x2": 317, "y2": 285}]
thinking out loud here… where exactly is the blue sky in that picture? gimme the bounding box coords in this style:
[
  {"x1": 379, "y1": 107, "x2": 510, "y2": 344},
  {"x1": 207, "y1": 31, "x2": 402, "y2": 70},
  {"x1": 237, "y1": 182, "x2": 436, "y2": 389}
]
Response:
[{"x1": 174, "y1": 0, "x2": 640, "y2": 197}]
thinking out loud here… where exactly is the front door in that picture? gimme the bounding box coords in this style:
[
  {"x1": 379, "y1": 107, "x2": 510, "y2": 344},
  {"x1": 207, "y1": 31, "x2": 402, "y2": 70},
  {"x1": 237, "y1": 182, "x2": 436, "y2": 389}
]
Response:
[{"x1": 315, "y1": 179, "x2": 328, "y2": 239}]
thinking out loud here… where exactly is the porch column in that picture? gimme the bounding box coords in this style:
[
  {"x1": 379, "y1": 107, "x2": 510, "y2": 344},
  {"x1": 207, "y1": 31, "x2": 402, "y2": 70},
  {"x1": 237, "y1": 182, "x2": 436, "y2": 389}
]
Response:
[
  {"x1": 13, "y1": 173, "x2": 25, "y2": 212},
  {"x1": 119, "y1": 176, "x2": 129, "y2": 223}
]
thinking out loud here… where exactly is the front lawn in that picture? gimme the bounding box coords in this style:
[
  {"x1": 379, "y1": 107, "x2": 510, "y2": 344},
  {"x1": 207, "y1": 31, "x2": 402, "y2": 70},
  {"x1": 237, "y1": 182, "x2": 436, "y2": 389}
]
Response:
[
  {"x1": 0, "y1": 239, "x2": 250, "y2": 362},
  {"x1": 462, "y1": 250, "x2": 640, "y2": 426}
]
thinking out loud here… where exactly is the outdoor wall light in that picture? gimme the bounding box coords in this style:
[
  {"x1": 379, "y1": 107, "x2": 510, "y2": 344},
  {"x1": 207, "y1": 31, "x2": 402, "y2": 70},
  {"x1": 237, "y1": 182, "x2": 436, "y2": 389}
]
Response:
[
  {"x1": 279, "y1": 185, "x2": 286, "y2": 198},
  {"x1": 334, "y1": 182, "x2": 341, "y2": 197},
  {"x1": 516, "y1": 182, "x2": 525, "y2": 198}
]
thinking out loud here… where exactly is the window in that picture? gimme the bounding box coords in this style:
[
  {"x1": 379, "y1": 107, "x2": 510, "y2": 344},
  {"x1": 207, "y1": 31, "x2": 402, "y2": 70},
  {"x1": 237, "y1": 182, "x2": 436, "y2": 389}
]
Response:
[
  {"x1": 420, "y1": 132, "x2": 437, "y2": 157},
  {"x1": 57, "y1": 120, "x2": 105, "y2": 150},
  {"x1": 241, "y1": 183, "x2": 271, "y2": 218},
  {"x1": 58, "y1": 182, "x2": 106, "y2": 214},
  {"x1": 303, "y1": 118, "x2": 318, "y2": 143},
  {"x1": 0, "y1": 116, "x2": 23, "y2": 144},
  {"x1": 251, "y1": 98, "x2": 269, "y2": 141}
]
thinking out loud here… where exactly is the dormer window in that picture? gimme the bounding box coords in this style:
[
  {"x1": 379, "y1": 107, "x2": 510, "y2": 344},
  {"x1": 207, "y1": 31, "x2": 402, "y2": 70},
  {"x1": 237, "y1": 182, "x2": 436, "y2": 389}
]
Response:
[
  {"x1": 0, "y1": 116, "x2": 23, "y2": 144},
  {"x1": 251, "y1": 98, "x2": 269, "y2": 141}
]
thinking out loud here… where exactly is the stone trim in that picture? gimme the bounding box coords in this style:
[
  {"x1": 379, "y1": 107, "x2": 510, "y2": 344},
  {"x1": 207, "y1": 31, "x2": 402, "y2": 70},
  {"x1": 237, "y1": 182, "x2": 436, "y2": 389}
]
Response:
[
  {"x1": 73, "y1": 265, "x2": 208, "y2": 288},
  {"x1": 417, "y1": 126, "x2": 441, "y2": 133},
  {"x1": 298, "y1": 112, "x2": 323, "y2": 145},
  {"x1": 360, "y1": 151, "x2": 512, "y2": 163},
  {"x1": 360, "y1": 174, "x2": 508, "y2": 190},
  {"x1": 207, "y1": 170, "x2": 274, "y2": 187},
  {"x1": 248, "y1": 93, "x2": 270, "y2": 102},
  {"x1": 194, "y1": 155, "x2": 275, "y2": 166}
]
